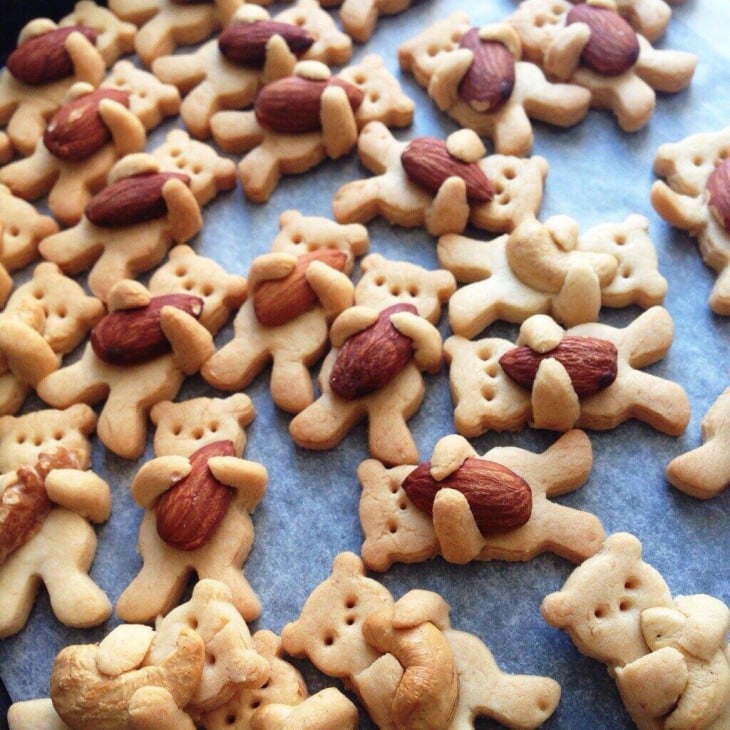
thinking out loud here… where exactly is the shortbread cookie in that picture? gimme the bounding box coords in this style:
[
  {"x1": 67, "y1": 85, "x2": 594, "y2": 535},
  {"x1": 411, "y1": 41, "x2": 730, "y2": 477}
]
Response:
[
  {"x1": 321, "y1": 0, "x2": 419, "y2": 43},
  {"x1": 152, "y1": 1, "x2": 351, "y2": 139},
  {"x1": 39, "y1": 154, "x2": 203, "y2": 302},
  {"x1": 439, "y1": 214, "x2": 667, "y2": 337},
  {"x1": 542, "y1": 532, "x2": 730, "y2": 730},
  {"x1": 666, "y1": 385, "x2": 730, "y2": 499},
  {"x1": 359, "y1": 429, "x2": 603, "y2": 570},
  {"x1": 210, "y1": 56, "x2": 414, "y2": 202},
  {"x1": 61, "y1": 1, "x2": 137, "y2": 65},
  {"x1": 333, "y1": 123, "x2": 548, "y2": 236},
  {"x1": 0, "y1": 19, "x2": 106, "y2": 156},
  {"x1": 250, "y1": 688, "x2": 359, "y2": 730},
  {"x1": 507, "y1": 0, "x2": 696, "y2": 131},
  {"x1": 202, "y1": 211, "x2": 367, "y2": 414},
  {"x1": 0, "y1": 83, "x2": 146, "y2": 226},
  {"x1": 399, "y1": 15, "x2": 591, "y2": 156},
  {"x1": 446, "y1": 307, "x2": 690, "y2": 436},
  {"x1": 651, "y1": 126, "x2": 730, "y2": 315}
]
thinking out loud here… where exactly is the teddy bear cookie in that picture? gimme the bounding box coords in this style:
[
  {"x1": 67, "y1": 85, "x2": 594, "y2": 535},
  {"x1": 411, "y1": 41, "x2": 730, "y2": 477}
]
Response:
[
  {"x1": 439, "y1": 214, "x2": 667, "y2": 337},
  {"x1": 39, "y1": 154, "x2": 203, "y2": 302},
  {"x1": 152, "y1": 1, "x2": 351, "y2": 139},
  {"x1": 202, "y1": 211, "x2": 368, "y2": 414},
  {"x1": 320, "y1": 0, "x2": 419, "y2": 43},
  {"x1": 651, "y1": 126, "x2": 730, "y2": 315},
  {"x1": 333, "y1": 123, "x2": 548, "y2": 237},
  {"x1": 398, "y1": 15, "x2": 592, "y2": 156},
  {"x1": 116, "y1": 393, "x2": 266, "y2": 624},
  {"x1": 542, "y1": 532, "x2": 730, "y2": 730},
  {"x1": 0, "y1": 404, "x2": 111, "y2": 638},
  {"x1": 210, "y1": 56, "x2": 414, "y2": 202},
  {"x1": 359, "y1": 429, "x2": 604, "y2": 571},
  {"x1": 61, "y1": 1, "x2": 137, "y2": 65},
  {"x1": 665, "y1": 385, "x2": 730, "y2": 499},
  {"x1": 446, "y1": 308, "x2": 691, "y2": 437},
  {"x1": 507, "y1": 0, "x2": 696, "y2": 132}
]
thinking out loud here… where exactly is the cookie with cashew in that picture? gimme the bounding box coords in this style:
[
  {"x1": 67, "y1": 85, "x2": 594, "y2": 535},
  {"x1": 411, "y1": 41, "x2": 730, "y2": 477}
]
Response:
[
  {"x1": 152, "y1": 1, "x2": 351, "y2": 139},
  {"x1": 320, "y1": 0, "x2": 419, "y2": 43},
  {"x1": 333, "y1": 123, "x2": 548, "y2": 237},
  {"x1": 0, "y1": 262, "x2": 104, "y2": 416},
  {"x1": 359, "y1": 429, "x2": 603, "y2": 571},
  {"x1": 446, "y1": 308, "x2": 690, "y2": 436},
  {"x1": 39, "y1": 154, "x2": 203, "y2": 302},
  {"x1": 61, "y1": 1, "x2": 137, "y2": 65},
  {"x1": 202, "y1": 210, "x2": 367, "y2": 414},
  {"x1": 399, "y1": 15, "x2": 591, "y2": 156},
  {"x1": 210, "y1": 56, "x2": 414, "y2": 202},
  {"x1": 507, "y1": 0, "x2": 696, "y2": 132},
  {"x1": 650, "y1": 126, "x2": 730, "y2": 315},
  {"x1": 439, "y1": 214, "x2": 667, "y2": 337}
]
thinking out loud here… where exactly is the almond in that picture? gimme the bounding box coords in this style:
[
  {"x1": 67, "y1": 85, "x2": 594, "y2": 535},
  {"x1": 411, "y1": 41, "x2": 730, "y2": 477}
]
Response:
[
  {"x1": 43, "y1": 88, "x2": 130, "y2": 162},
  {"x1": 329, "y1": 303, "x2": 416, "y2": 400},
  {"x1": 155, "y1": 440, "x2": 235, "y2": 551},
  {"x1": 254, "y1": 76, "x2": 364, "y2": 134},
  {"x1": 401, "y1": 137, "x2": 493, "y2": 203},
  {"x1": 253, "y1": 249, "x2": 348, "y2": 327},
  {"x1": 402, "y1": 457, "x2": 532, "y2": 535},
  {"x1": 6, "y1": 26, "x2": 98, "y2": 86},
  {"x1": 499, "y1": 335, "x2": 618, "y2": 397},
  {"x1": 90, "y1": 293, "x2": 204, "y2": 365},
  {"x1": 219, "y1": 20, "x2": 314, "y2": 66},
  {"x1": 707, "y1": 158, "x2": 730, "y2": 233},
  {"x1": 85, "y1": 172, "x2": 191, "y2": 228},
  {"x1": 457, "y1": 28, "x2": 515, "y2": 112},
  {"x1": 566, "y1": 5, "x2": 639, "y2": 76}
]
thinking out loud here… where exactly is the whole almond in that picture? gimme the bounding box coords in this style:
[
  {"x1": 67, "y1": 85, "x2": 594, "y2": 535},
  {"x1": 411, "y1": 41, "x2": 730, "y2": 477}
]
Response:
[
  {"x1": 402, "y1": 458, "x2": 532, "y2": 535},
  {"x1": 707, "y1": 158, "x2": 730, "y2": 233},
  {"x1": 90, "y1": 293, "x2": 204, "y2": 365},
  {"x1": 254, "y1": 76, "x2": 364, "y2": 134},
  {"x1": 458, "y1": 28, "x2": 515, "y2": 112},
  {"x1": 401, "y1": 137, "x2": 493, "y2": 203},
  {"x1": 155, "y1": 440, "x2": 235, "y2": 551},
  {"x1": 6, "y1": 26, "x2": 98, "y2": 86},
  {"x1": 43, "y1": 88, "x2": 130, "y2": 162},
  {"x1": 499, "y1": 335, "x2": 618, "y2": 397},
  {"x1": 85, "y1": 172, "x2": 191, "y2": 228},
  {"x1": 329, "y1": 303, "x2": 416, "y2": 400},
  {"x1": 253, "y1": 249, "x2": 348, "y2": 327},
  {"x1": 566, "y1": 5, "x2": 639, "y2": 76},
  {"x1": 219, "y1": 20, "x2": 314, "y2": 66}
]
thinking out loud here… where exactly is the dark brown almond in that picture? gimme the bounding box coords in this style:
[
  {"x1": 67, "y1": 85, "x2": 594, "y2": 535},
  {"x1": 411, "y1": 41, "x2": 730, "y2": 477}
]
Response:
[
  {"x1": 219, "y1": 20, "x2": 314, "y2": 66},
  {"x1": 707, "y1": 158, "x2": 730, "y2": 232},
  {"x1": 402, "y1": 458, "x2": 532, "y2": 535},
  {"x1": 329, "y1": 303, "x2": 416, "y2": 400},
  {"x1": 7, "y1": 26, "x2": 98, "y2": 86},
  {"x1": 90, "y1": 293, "x2": 204, "y2": 365},
  {"x1": 499, "y1": 335, "x2": 618, "y2": 397},
  {"x1": 254, "y1": 76, "x2": 364, "y2": 134},
  {"x1": 155, "y1": 441, "x2": 235, "y2": 552},
  {"x1": 566, "y1": 5, "x2": 640, "y2": 76},
  {"x1": 458, "y1": 27, "x2": 516, "y2": 112},
  {"x1": 401, "y1": 137, "x2": 493, "y2": 204},
  {"x1": 253, "y1": 248, "x2": 348, "y2": 327},
  {"x1": 43, "y1": 88, "x2": 130, "y2": 162},
  {"x1": 85, "y1": 172, "x2": 191, "y2": 228}
]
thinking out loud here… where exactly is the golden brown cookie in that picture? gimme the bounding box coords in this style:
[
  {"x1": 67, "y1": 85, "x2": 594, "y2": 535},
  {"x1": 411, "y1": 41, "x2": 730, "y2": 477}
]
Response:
[
  {"x1": 61, "y1": 1, "x2": 137, "y2": 65},
  {"x1": 321, "y1": 0, "x2": 419, "y2": 43}
]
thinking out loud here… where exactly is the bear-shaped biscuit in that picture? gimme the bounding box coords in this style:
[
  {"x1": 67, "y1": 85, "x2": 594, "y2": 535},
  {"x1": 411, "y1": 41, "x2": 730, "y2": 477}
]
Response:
[
  {"x1": 320, "y1": 0, "x2": 419, "y2": 43},
  {"x1": 249, "y1": 687, "x2": 359, "y2": 730}
]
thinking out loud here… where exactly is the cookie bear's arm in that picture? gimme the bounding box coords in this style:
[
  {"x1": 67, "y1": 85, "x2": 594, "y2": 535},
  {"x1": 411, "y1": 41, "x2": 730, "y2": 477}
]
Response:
[
  {"x1": 44, "y1": 469, "x2": 112, "y2": 523},
  {"x1": 208, "y1": 457, "x2": 267, "y2": 512}
]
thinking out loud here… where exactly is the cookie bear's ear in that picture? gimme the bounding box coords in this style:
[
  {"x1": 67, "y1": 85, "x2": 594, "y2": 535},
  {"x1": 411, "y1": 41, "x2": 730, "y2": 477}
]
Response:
[
  {"x1": 540, "y1": 592, "x2": 573, "y2": 628},
  {"x1": 150, "y1": 400, "x2": 173, "y2": 426},
  {"x1": 67, "y1": 403, "x2": 98, "y2": 434},
  {"x1": 279, "y1": 209, "x2": 303, "y2": 228},
  {"x1": 604, "y1": 532, "x2": 642, "y2": 561},
  {"x1": 333, "y1": 551, "x2": 367, "y2": 578},
  {"x1": 360, "y1": 253, "x2": 384, "y2": 272},
  {"x1": 224, "y1": 393, "x2": 256, "y2": 427},
  {"x1": 431, "y1": 269, "x2": 457, "y2": 300}
]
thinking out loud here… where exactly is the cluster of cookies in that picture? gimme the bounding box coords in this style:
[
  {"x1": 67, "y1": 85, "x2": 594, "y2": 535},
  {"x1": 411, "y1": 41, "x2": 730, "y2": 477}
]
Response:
[{"x1": 0, "y1": 0, "x2": 728, "y2": 729}]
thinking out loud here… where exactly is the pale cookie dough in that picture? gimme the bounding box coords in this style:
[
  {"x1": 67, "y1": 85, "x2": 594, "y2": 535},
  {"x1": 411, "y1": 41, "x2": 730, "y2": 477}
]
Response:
[
  {"x1": 359, "y1": 429, "x2": 603, "y2": 571},
  {"x1": 152, "y1": 0, "x2": 351, "y2": 139},
  {"x1": 250, "y1": 688, "x2": 359, "y2": 730},
  {"x1": 651, "y1": 126, "x2": 730, "y2": 315},
  {"x1": 333, "y1": 122, "x2": 548, "y2": 236},
  {"x1": 210, "y1": 56, "x2": 414, "y2": 202},
  {"x1": 439, "y1": 214, "x2": 667, "y2": 337},
  {"x1": 399, "y1": 15, "x2": 591, "y2": 156},
  {"x1": 445, "y1": 307, "x2": 690, "y2": 436},
  {"x1": 202, "y1": 210, "x2": 368, "y2": 414},
  {"x1": 507, "y1": 0, "x2": 696, "y2": 132},
  {"x1": 666, "y1": 385, "x2": 730, "y2": 499},
  {"x1": 61, "y1": 1, "x2": 137, "y2": 65},
  {"x1": 0, "y1": 133, "x2": 12, "y2": 164},
  {"x1": 542, "y1": 532, "x2": 730, "y2": 730},
  {"x1": 320, "y1": 0, "x2": 419, "y2": 43}
]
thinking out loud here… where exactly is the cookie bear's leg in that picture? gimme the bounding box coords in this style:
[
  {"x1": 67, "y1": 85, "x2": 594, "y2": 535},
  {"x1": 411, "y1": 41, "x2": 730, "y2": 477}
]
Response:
[
  {"x1": 289, "y1": 396, "x2": 363, "y2": 450},
  {"x1": 36, "y1": 355, "x2": 107, "y2": 410},
  {"x1": 332, "y1": 177, "x2": 389, "y2": 224},
  {"x1": 0, "y1": 554, "x2": 42, "y2": 638},
  {"x1": 339, "y1": 0, "x2": 379, "y2": 43},
  {"x1": 134, "y1": 14, "x2": 183, "y2": 68},
  {"x1": 270, "y1": 352, "x2": 316, "y2": 414},
  {"x1": 38, "y1": 225, "x2": 105, "y2": 274},
  {"x1": 585, "y1": 72, "x2": 656, "y2": 133},
  {"x1": 667, "y1": 440, "x2": 729, "y2": 499},
  {"x1": 0, "y1": 374, "x2": 30, "y2": 416},
  {"x1": 5, "y1": 98, "x2": 58, "y2": 157},
  {"x1": 202, "y1": 337, "x2": 271, "y2": 391},
  {"x1": 521, "y1": 64, "x2": 591, "y2": 129},
  {"x1": 0, "y1": 151, "x2": 58, "y2": 202},
  {"x1": 239, "y1": 145, "x2": 285, "y2": 204},
  {"x1": 180, "y1": 81, "x2": 237, "y2": 140},
  {"x1": 491, "y1": 104, "x2": 535, "y2": 159},
  {"x1": 48, "y1": 165, "x2": 108, "y2": 227},
  {"x1": 367, "y1": 404, "x2": 420, "y2": 466},
  {"x1": 198, "y1": 564, "x2": 261, "y2": 622}
]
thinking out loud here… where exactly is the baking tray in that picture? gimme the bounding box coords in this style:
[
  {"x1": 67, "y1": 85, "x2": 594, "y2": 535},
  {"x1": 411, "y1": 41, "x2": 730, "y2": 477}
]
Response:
[{"x1": 1, "y1": 1, "x2": 728, "y2": 728}]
